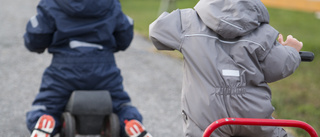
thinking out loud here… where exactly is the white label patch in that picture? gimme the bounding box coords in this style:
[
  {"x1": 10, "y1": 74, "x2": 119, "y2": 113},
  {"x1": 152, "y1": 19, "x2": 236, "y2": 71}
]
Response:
[{"x1": 222, "y1": 69, "x2": 240, "y2": 77}]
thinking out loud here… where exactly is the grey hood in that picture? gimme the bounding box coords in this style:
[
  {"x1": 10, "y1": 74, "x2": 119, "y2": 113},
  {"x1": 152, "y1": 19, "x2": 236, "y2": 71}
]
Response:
[
  {"x1": 54, "y1": 0, "x2": 114, "y2": 18},
  {"x1": 194, "y1": 0, "x2": 270, "y2": 39}
]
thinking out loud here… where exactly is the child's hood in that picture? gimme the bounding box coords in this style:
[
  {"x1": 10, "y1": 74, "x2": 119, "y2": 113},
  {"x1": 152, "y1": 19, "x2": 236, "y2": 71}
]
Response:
[
  {"x1": 194, "y1": 0, "x2": 270, "y2": 39},
  {"x1": 54, "y1": 0, "x2": 114, "y2": 17}
]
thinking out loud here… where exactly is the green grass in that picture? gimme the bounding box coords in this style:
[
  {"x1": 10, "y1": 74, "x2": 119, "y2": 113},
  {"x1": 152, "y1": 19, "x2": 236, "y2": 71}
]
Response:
[
  {"x1": 268, "y1": 8, "x2": 320, "y2": 54},
  {"x1": 119, "y1": 0, "x2": 199, "y2": 36},
  {"x1": 268, "y1": 8, "x2": 320, "y2": 136},
  {"x1": 120, "y1": 1, "x2": 320, "y2": 136},
  {"x1": 119, "y1": 0, "x2": 160, "y2": 36}
]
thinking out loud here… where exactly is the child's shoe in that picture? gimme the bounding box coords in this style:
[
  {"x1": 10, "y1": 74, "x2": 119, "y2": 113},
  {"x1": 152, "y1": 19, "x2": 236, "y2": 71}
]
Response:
[
  {"x1": 125, "y1": 119, "x2": 152, "y2": 137},
  {"x1": 30, "y1": 115, "x2": 55, "y2": 137}
]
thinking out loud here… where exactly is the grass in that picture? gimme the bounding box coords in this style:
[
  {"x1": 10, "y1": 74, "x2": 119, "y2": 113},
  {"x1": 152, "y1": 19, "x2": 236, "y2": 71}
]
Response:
[
  {"x1": 119, "y1": 0, "x2": 199, "y2": 36},
  {"x1": 268, "y1": 8, "x2": 320, "y2": 136},
  {"x1": 268, "y1": 8, "x2": 320, "y2": 54},
  {"x1": 119, "y1": 0, "x2": 160, "y2": 36},
  {"x1": 120, "y1": 0, "x2": 320, "y2": 136}
]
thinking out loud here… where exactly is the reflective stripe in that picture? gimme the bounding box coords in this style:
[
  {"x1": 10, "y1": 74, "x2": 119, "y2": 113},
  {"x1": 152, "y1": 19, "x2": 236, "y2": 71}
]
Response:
[
  {"x1": 31, "y1": 105, "x2": 47, "y2": 111},
  {"x1": 30, "y1": 15, "x2": 39, "y2": 28},
  {"x1": 185, "y1": 34, "x2": 266, "y2": 51},
  {"x1": 69, "y1": 40, "x2": 103, "y2": 50},
  {"x1": 220, "y1": 19, "x2": 243, "y2": 30},
  {"x1": 222, "y1": 69, "x2": 240, "y2": 77},
  {"x1": 126, "y1": 15, "x2": 134, "y2": 25},
  {"x1": 119, "y1": 102, "x2": 132, "y2": 108}
]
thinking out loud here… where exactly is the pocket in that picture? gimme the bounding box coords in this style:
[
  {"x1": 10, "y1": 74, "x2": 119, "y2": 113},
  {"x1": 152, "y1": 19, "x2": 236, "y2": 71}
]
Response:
[
  {"x1": 181, "y1": 110, "x2": 206, "y2": 137},
  {"x1": 182, "y1": 110, "x2": 188, "y2": 124}
]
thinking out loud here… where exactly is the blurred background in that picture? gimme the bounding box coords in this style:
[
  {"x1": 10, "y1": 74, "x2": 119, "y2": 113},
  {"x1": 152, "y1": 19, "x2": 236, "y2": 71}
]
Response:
[
  {"x1": 0, "y1": 0, "x2": 319, "y2": 136},
  {"x1": 119, "y1": 0, "x2": 320, "y2": 136}
]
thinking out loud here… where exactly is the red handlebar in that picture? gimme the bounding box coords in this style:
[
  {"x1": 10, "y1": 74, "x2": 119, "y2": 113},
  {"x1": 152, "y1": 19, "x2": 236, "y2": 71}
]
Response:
[{"x1": 203, "y1": 118, "x2": 318, "y2": 137}]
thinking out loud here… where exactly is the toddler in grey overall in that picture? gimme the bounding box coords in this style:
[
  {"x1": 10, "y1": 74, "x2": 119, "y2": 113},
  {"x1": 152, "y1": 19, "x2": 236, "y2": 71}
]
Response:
[{"x1": 149, "y1": 0, "x2": 303, "y2": 136}]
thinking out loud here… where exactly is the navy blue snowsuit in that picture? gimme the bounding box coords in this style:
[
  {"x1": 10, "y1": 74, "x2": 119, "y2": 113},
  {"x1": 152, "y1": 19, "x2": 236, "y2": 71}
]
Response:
[{"x1": 24, "y1": 0, "x2": 142, "y2": 136}]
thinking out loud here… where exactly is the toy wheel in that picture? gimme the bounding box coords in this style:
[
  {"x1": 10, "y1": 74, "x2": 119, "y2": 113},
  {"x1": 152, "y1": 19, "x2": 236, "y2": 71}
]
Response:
[
  {"x1": 60, "y1": 112, "x2": 76, "y2": 137},
  {"x1": 102, "y1": 113, "x2": 120, "y2": 137}
]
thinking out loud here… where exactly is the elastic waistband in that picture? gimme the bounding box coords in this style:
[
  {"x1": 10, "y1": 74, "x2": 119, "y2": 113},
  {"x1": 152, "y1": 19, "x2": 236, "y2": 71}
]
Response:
[
  {"x1": 51, "y1": 54, "x2": 115, "y2": 65},
  {"x1": 212, "y1": 87, "x2": 247, "y2": 96}
]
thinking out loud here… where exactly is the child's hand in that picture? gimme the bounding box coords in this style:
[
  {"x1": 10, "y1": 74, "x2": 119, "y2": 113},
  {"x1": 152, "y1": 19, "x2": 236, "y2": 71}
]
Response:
[{"x1": 278, "y1": 34, "x2": 303, "y2": 52}]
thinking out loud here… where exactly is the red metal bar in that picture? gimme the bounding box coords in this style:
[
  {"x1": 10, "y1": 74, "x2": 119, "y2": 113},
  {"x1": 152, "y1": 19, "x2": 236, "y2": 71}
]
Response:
[{"x1": 203, "y1": 118, "x2": 318, "y2": 137}]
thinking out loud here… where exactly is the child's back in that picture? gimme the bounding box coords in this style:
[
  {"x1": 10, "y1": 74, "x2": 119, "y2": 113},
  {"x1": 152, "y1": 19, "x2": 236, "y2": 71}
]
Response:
[
  {"x1": 149, "y1": 0, "x2": 302, "y2": 136},
  {"x1": 25, "y1": 0, "x2": 133, "y2": 54},
  {"x1": 24, "y1": 0, "x2": 151, "y2": 137}
]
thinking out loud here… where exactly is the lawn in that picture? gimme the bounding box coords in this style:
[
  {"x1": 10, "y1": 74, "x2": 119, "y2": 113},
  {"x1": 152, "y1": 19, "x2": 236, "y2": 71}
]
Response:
[{"x1": 120, "y1": 0, "x2": 320, "y2": 136}]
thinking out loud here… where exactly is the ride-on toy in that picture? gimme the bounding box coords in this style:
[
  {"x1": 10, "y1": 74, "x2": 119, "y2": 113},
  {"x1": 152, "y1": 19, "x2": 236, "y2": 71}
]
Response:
[
  {"x1": 58, "y1": 52, "x2": 315, "y2": 137},
  {"x1": 203, "y1": 51, "x2": 317, "y2": 137},
  {"x1": 59, "y1": 90, "x2": 120, "y2": 137},
  {"x1": 203, "y1": 118, "x2": 318, "y2": 137}
]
